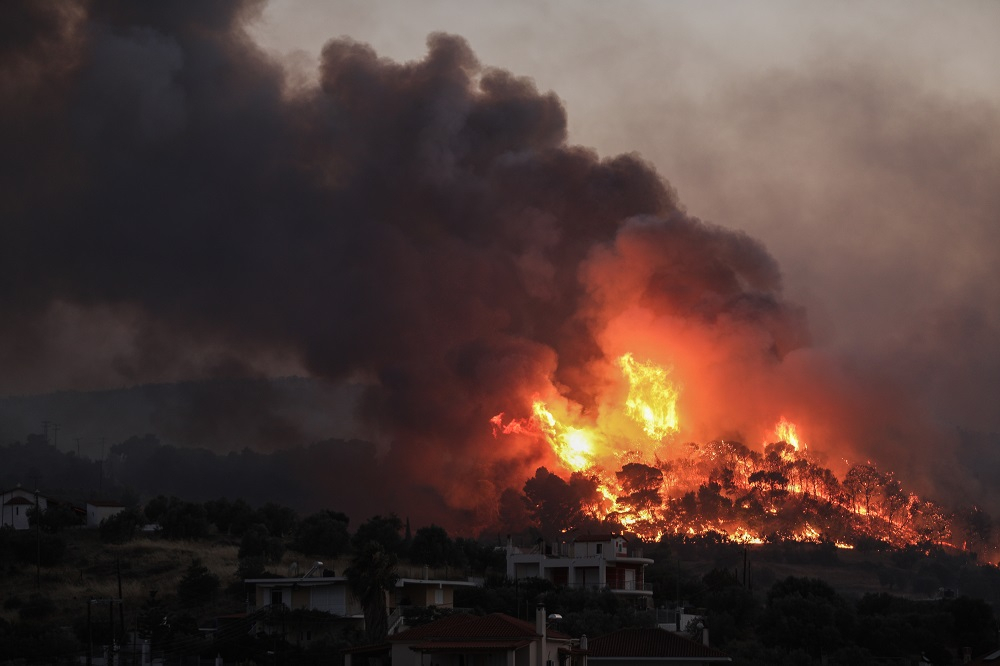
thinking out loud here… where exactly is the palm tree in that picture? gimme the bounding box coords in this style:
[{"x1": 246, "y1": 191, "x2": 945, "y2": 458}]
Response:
[{"x1": 346, "y1": 541, "x2": 399, "y2": 642}]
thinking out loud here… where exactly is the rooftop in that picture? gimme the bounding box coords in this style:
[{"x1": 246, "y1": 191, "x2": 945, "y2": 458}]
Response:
[
  {"x1": 391, "y1": 613, "x2": 570, "y2": 643},
  {"x1": 587, "y1": 627, "x2": 731, "y2": 662}
]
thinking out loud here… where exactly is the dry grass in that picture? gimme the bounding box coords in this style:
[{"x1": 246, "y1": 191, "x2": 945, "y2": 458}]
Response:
[{"x1": 1, "y1": 529, "x2": 244, "y2": 628}]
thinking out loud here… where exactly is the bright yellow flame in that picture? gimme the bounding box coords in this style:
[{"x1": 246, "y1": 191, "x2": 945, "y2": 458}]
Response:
[
  {"x1": 773, "y1": 417, "x2": 801, "y2": 450},
  {"x1": 618, "y1": 353, "x2": 680, "y2": 439},
  {"x1": 532, "y1": 401, "x2": 597, "y2": 471}
]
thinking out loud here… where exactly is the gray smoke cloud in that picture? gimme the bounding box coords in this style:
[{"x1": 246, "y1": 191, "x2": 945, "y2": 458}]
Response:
[{"x1": 9, "y1": 0, "x2": 984, "y2": 528}]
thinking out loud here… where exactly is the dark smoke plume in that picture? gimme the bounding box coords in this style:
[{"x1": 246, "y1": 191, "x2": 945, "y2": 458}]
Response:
[{"x1": 1, "y1": 0, "x2": 808, "y2": 529}]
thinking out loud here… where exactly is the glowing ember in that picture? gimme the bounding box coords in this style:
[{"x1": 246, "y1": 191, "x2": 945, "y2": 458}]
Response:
[{"x1": 619, "y1": 353, "x2": 680, "y2": 440}]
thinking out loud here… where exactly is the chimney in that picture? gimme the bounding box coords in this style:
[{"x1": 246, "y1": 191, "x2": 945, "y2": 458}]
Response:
[
  {"x1": 536, "y1": 602, "x2": 547, "y2": 666},
  {"x1": 702, "y1": 627, "x2": 709, "y2": 647},
  {"x1": 963, "y1": 646, "x2": 972, "y2": 663},
  {"x1": 579, "y1": 635, "x2": 588, "y2": 651}
]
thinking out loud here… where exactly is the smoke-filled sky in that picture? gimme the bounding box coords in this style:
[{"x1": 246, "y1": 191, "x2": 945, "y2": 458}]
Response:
[
  {"x1": 3, "y1": 0, "x2": 1000, "y2": 526},
  {"x1": 251, "y1": 0, "x2": 1000, "y2": 431}
]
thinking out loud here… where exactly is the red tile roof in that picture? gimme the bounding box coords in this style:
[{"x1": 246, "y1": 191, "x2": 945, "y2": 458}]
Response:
[
  {"x1": 391, "y1": 613, "x2": 571, "y2": 644},
  {"x1": 587, "y1": 627, "x2": 731, "y2": 661},
  {"x1": 391, "y1": 613, "x2": 537, "y2": 642},
  {"x1": 410, "y1": 640, "x2": 534, "y2": 652}
]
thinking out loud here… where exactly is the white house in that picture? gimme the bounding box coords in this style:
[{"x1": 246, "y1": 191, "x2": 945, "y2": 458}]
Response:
[
  {"x1": 506, "y1": 534, "x2": 654, "y2": 607},
  {"x1": 1, "y1": 485, "x2": 49, "y2": 530},
  {"x1": 245, "y1": 567, "x2": 480, "y2": 644},
  {"x1": 86, "y1": 499, "x2": 126, "y2": 527}
]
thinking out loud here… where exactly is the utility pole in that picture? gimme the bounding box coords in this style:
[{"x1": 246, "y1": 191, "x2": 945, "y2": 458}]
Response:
[
  {"x1": 87, "y1": 599, "x2": 93, "y2": 666},
  {"x1": 117, "y1": 558, "x2": 125, "y2": 651},
  {"x1": 42, "y1": 420, "x2": 50, "y2": 444},
  {"x1": 99, "y1": 438, "x2": 105, "y2": 497},
  {"x1": 32, "y1": 474, "x2": 40, "y2": 590}
]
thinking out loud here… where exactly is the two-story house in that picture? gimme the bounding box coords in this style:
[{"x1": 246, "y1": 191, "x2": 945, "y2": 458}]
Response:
[
  {"x1": 506, "y1": 534, "x2": 653, "y2": 607},
  {"x1": 245, "y1": 567, "x2": 479, "y2": 644}
]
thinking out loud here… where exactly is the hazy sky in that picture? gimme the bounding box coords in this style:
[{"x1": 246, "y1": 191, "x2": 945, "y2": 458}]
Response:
[{"x1": 251, "y1": 1, "x2": 1000, "y2": 432}]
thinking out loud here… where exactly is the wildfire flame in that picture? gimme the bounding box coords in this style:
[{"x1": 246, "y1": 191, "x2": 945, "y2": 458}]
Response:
[
  {"x1": 771, "y1": 417, "x2": 802, "y2": 451},
  {"x1": 618, "y1": 353, "x2": 680, "y2": 440},
  {"x1": 493, "y1": 353, "x2": 962, "y2": 553},
  {"x1": 533, "y1": 401, "x2": 599, "y2": 472}
]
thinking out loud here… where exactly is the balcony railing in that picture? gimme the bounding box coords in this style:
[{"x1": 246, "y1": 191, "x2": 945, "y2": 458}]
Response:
[{"x1": 556, "y1": 581, "x2": 653, "y2": 593}]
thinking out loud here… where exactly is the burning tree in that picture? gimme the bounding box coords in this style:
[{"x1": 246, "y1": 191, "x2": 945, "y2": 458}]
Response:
[{"x1": 495, "y1": 352, "x2": 983, "y2": 554}]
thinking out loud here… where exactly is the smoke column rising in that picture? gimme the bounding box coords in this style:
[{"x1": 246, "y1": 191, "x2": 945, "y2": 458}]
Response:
[{"x1": 3, "y1": 0, "x2": 973, "y2": 528}]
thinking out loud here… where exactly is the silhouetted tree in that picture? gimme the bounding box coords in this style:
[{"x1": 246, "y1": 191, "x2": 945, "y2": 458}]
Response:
[
  {"x1": 145, "y1": 496, "x2": 210, "y2": 539},
  {"x1": 346, "y1": 542, "x2": 398, "y2": 642},
  {"x1": 843, "y1": 464, "x2": 884, "y2": 518},
  {"x1": 28, "y1": 502, "x2": 81, "y2": 532},
  {"x1": 238, "y1": 523, "x2": 285, "y2": 563},
  {"x1": 758, "y1": 577, "x2": 855, "y2": 658},
  {"x1": 523, "y1": 467, "x2": 603, "y2": 538},
  {"x1": 293, "y1": 510, "x2": 351, "y2": 557},
  {"x1": 99, "y1": 507, "x2": 144, "y2": 543},
  {"x1": 177, "y1": 558, "x2": 220, "y2": 607},
  {"x1": 352, "y1": 514, "x2": 404, "y2": 554},
  {"x1": 410, "y1": 525, "x2": 459, "y2": 568},
  {"x1": 257, "y1": 502, "x2": 297, "y2": 538}
]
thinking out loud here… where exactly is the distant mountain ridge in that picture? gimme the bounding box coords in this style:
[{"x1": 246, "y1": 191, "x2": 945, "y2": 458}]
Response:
[{"x1": 0, "y1": 376, "x2": 365, "y2": 457}]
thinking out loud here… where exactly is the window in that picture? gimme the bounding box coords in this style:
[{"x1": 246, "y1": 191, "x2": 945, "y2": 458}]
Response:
[
  {"x1": 595, "y1": 544, "x2": 602, "y2": 555},
  {"x1": 271, "y1": 589, "x2": 283, "y2": 607}
]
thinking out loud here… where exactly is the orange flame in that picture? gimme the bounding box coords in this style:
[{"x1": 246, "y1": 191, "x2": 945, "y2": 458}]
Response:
[
  {"x1": 771, "y1": 417, "x2": 802, "y2": 450},
  {"x1": 532, "y1": 400, "x2": 599, "y2": 472},
  {"x1": 492, "y1": 354, "x2": 957, "y2": 552},
  {"x1": 619, "y1": 353, "x2": 680, "y2": 439}
]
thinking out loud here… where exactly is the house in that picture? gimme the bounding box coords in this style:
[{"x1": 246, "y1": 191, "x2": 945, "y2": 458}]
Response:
[
  {"x1": 386, "y1": 605, "x2": 584, "y2": 666},
  {"x1": 586, "y1": 627, "x2": 732, "y2": 665},
  {"x1": 246, "y1": 570, "x2": 363, "y2": 619},
  {"x1": 245, "y1": 570, "x2": 365, "y2": 646},
  {"x1": 506, "y1": 534, "x2": 653, "y2": 607},
  {"x1": 390, "y1": 576, "x2": 480, "y2": 633},
  {"x1": 86, "y1": 499, "x2": 125, "y2": 527},
  {"x1": 1, "y1": 485, "x2": 49, "y2": 530},
  {"x1": 245, "y1": 567, "x2": 479, "y2": 644}
]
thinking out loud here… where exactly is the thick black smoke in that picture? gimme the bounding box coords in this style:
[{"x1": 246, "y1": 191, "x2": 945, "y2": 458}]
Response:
[{"x1": 1, "y1": 0, "x2": 805, "y2": 529}]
